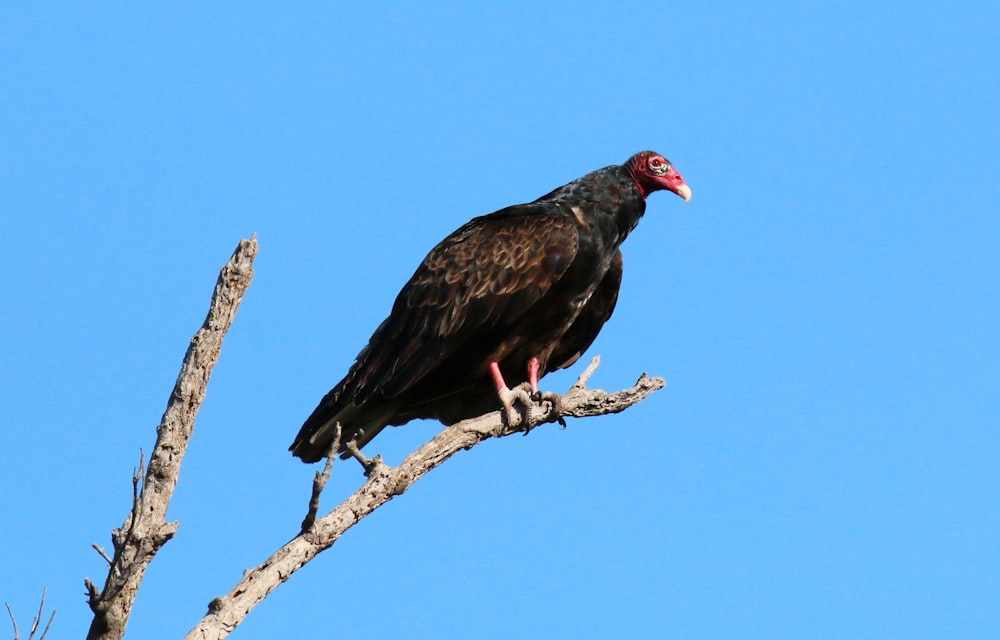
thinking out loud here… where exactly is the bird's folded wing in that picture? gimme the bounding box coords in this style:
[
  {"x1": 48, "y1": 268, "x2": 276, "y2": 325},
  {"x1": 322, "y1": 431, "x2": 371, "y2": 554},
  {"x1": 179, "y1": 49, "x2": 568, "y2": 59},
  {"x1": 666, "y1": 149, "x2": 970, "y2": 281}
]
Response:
[{"x1": 347, "y1": 204, "x2": 581, "y2": 403}]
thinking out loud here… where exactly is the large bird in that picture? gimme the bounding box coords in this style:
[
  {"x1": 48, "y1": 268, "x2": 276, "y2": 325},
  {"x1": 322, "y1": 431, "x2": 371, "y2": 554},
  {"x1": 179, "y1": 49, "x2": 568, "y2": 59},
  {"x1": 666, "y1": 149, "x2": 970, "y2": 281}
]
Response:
[{"x1": 291, "y1": 151, "x2": 690, "y2": 463}]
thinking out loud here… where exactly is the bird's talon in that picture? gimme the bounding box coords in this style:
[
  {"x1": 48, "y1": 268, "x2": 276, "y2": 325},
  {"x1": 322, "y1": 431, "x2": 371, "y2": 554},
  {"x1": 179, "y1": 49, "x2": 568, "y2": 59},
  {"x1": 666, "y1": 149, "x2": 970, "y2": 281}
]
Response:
[
  {"x1": 539, "y1": 391, "x2": 563, "y2": 417},
  {"x1": 498, "y1": 385, "x2": 533, "y2": 427}
]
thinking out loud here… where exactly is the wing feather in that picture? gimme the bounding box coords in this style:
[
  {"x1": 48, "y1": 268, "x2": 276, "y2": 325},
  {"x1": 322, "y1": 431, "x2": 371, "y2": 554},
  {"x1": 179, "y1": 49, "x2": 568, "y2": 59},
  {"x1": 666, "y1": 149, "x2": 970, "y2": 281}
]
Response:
[
  {"x1": 345, "y1": 203, "x2": 579, "y2": 403},
  {"x1": 548, "y1": 248, "x2": 623, "y2": 372}
]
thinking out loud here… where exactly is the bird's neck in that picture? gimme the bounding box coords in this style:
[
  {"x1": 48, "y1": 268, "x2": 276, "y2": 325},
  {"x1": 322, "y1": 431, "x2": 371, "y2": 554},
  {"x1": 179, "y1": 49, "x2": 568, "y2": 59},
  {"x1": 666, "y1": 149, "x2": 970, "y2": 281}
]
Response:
[{"x1": 628, "y1": 172, "x2": 648, "y2": 199}]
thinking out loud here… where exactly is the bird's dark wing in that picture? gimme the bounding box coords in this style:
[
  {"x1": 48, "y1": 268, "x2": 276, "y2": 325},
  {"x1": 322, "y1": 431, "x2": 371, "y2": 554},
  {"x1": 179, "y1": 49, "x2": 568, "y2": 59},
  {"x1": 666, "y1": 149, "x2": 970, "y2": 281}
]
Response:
[
  {"x1": 347, "y1": 204, "x2": 580, "y2": 403},
  {"x1": 292, "y1": 203, "x2": 582, "y2": 460},
  {"x1": 547, "y1": 248, "x2": 623, "y2": 373}
]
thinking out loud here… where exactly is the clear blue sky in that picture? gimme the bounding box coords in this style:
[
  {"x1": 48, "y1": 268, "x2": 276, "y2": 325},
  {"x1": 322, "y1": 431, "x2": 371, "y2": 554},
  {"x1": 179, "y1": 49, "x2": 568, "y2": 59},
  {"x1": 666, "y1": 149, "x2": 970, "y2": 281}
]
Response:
[{"x1": 2, "y1": 3, "x2": 999, "y2": 638}]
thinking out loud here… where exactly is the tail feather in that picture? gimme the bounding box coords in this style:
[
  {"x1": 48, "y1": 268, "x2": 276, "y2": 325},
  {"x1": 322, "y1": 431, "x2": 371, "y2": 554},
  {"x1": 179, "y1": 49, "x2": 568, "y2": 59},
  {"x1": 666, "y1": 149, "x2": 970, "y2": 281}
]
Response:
[{"x1": 289, "y1": 399, "x2": 397, "y2": 463}]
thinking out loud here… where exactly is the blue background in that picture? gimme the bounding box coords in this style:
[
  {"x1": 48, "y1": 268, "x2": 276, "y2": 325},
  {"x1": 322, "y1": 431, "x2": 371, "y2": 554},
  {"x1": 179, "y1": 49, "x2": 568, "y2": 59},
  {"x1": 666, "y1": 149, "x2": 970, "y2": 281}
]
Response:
[{"x1": 2, "y1": 3, "x2": 998, "y2": 638}]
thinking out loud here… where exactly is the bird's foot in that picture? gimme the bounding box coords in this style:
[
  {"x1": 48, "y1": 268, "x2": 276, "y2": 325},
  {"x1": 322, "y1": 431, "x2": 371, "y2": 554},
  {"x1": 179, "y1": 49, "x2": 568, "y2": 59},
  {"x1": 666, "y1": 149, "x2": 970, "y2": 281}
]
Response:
[
  {"x1": 534, "y1": 389, "x2": 564, "y2": 423},
  {"x1": 498, "y1": 381, "x2": 534, "y2": 428},
  {"x1": 525, "y1": 357, "x2": 564, "y2": 426}
]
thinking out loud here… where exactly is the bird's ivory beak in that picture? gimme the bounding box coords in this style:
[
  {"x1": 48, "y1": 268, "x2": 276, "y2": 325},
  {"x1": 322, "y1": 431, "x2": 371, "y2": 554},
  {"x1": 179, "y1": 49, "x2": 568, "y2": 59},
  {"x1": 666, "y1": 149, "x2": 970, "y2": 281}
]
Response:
[{"x1": 675, "y1": 184, "x2": 692, "y2": 202}]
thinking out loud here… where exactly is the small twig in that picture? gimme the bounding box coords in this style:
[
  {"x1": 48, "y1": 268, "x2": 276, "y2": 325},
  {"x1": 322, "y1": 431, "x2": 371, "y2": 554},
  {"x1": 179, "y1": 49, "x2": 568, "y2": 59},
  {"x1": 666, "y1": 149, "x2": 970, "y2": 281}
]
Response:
[
  {"x1": 6, "y1": 602, "x2": 18, "y2": 640},
  {"x1": 301, "y1": 425, "x2": 341, "y2": 532},
  {"x1": 131, "y1": 449, "x2": 144, "y2": 514},
  {"x1": 84, "y1": 578, "x2": 101, "y2": 611},
  {"x1": 91, "y1": 543, "x2": 113, "y2": 567},
  {"x1": 572, "y1": 355, "x2": 601, "y2": 390},
  {"x1": 110, "y1": 449, "x2": 146, "y2": 555},
  {"x1": 34, "y1": 608, "x2": 55, "y2": 640},
  {"x1": 5, "y1": 589, "x2": 56, "y2": 640},
  {"x1": 29, "y1": 593, "x2": 40, "y2": 639},
  {"x1": 27, "y1": 589, "x2": 49, "y2": 640},
  {"x1": 343, "y1": 440, "x2": 381, "y2": 475}
]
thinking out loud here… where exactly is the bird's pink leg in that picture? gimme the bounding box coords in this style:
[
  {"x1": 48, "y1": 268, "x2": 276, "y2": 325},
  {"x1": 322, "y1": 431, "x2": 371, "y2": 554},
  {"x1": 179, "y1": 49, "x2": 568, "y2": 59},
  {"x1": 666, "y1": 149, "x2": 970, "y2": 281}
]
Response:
[
  {"x1": 490, "y1": 361, "x2": 532, "y2": 426},
  {"x1": 525, "y1": 356, "x2": 563, "y2": 419},
  {"x1": 527, "y1": 357, "x2": 540, "y2": 394},
  {"x1": 488, "y1": 361, "x2": 507, "y2": 394}
]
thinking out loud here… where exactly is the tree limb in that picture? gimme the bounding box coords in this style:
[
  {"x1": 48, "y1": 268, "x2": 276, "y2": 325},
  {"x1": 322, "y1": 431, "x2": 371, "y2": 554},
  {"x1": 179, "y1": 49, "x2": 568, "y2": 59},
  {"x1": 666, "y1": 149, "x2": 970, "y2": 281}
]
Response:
[
  {"x1": 85, "y1": 236, "x2": 258, "y2": 640},
  {"x1": 4, "y1": 602, "x2": 15, "y2": 640},
  {"x1": 184, "y1": 357, "x2": 664, "y2": 639},
  {"x1": 5, "y1": 588, "x2": 55, "y2": 640},
  {"x1": 300, "y1": 426, "x2": 342, "y2": 532}
]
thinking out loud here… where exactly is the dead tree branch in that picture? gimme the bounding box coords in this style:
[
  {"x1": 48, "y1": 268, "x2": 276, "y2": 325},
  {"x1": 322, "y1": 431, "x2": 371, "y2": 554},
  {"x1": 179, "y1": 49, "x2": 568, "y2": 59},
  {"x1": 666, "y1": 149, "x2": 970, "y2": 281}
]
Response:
[
  {"x1": 184, "y1": 357, "x2": 664, "y2": 640},
  {"x1": 85, "y1": 236, "x2": 258, "y2": 640},
  {"x1": 300, "y1": 425, "x2": 342, "y2": 532},
  {"x1": 5, "y1": 588, "x2": 55, "y2": 640}
]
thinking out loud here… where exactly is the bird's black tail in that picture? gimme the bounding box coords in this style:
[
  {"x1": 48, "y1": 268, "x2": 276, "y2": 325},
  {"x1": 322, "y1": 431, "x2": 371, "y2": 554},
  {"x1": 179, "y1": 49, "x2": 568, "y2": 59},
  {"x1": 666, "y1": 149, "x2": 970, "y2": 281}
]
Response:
[{"x1": 290, "y1": 394, "x2": 396, "y2": 463}]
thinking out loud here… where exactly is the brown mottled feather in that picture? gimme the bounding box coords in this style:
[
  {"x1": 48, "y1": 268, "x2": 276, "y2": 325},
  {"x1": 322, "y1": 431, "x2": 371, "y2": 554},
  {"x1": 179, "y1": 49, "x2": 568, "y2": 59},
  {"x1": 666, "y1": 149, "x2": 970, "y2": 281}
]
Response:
[{"x1": 356, "y1": 207, "x2": 578, "y2": 401}]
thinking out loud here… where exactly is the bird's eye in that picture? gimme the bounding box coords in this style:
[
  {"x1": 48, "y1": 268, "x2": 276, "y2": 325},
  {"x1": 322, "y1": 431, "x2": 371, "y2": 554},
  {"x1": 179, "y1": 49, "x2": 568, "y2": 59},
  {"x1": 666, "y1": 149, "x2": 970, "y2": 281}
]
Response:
[{"x1": 648, "y1": 156, "x2": 669, "y2": 176}]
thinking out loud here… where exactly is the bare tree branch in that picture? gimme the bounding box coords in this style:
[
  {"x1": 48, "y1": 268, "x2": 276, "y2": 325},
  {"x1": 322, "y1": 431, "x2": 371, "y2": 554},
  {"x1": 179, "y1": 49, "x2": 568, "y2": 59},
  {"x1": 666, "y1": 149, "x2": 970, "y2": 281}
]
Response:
[
  {"x1": 5, "y1": 602, "x2": 16, "y2": 640},
  {"x1": 90, "y1": 543, "x2": 113, "y2": 567},
  {"x1": 5, "y1": 589, "x2": 55, "y2": 640},
  {"x1": 84, "y1": 236, "x2": 258, "y2": 640},
  {"x1": 27, "y1": 589, "x2": 54, "y2": 640},
  {"x1": 300, "y1": 425, "x2": 342, "y2": 532},
  {"x1": 184, "y1": 358, "x2": 664, "y2": 640}
]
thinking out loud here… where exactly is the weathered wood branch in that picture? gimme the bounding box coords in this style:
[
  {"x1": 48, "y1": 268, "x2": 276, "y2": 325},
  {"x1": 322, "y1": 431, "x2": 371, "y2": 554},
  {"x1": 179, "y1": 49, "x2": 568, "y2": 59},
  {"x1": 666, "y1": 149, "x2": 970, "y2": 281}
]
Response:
[
  {"x1": 85, "y1": 237, "x2": 258, "y2": 640},
  {"x1": 184, "y1": 357, "x2": 664, "y2": 640},
  {"x1": 4, "y1": 588, "x2": 55, "y2": 640}
]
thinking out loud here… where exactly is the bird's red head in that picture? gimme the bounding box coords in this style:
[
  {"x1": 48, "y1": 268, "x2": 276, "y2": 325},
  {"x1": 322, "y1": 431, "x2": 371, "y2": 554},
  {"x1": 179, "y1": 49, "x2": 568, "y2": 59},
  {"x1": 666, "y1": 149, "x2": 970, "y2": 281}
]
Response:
[{"x1": 626, "y1": 151, "x2": 691, "y2": 202}]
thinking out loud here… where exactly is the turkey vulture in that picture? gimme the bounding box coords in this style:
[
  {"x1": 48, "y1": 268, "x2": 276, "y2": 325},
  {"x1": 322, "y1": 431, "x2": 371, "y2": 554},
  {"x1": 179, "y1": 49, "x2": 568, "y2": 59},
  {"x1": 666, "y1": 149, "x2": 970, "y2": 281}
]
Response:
[{"x1": 291, "y1": 151, "x2": 690, "y2": 463}]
